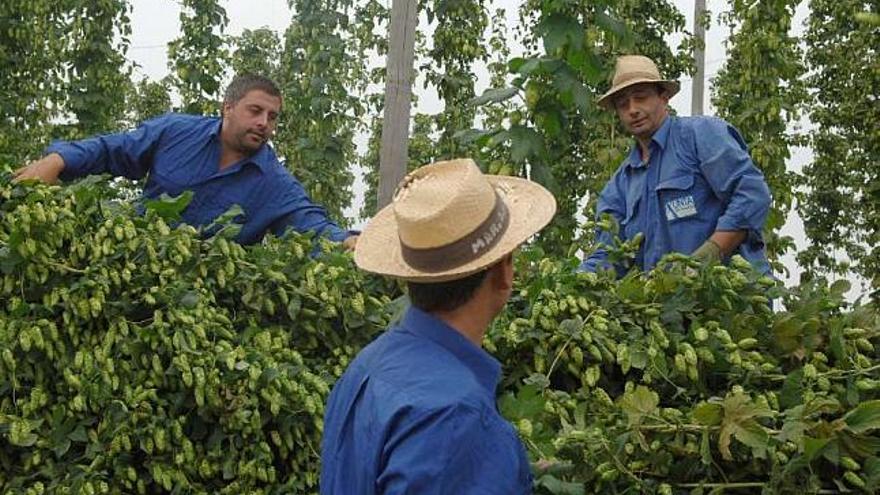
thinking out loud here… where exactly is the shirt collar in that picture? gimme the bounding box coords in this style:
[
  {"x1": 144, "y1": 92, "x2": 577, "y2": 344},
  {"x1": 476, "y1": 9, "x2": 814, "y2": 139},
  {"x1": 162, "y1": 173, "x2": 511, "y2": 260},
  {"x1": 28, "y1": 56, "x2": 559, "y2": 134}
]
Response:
[
  {"x1": 211, "y1": 117, "x2": 274, "y2": 172},
  {"x1": 622, "y1": 114, "x2": 674, "y2": 170},
  {"x1": 398, "y1": 306, "x2": 502, "y2": 398}
]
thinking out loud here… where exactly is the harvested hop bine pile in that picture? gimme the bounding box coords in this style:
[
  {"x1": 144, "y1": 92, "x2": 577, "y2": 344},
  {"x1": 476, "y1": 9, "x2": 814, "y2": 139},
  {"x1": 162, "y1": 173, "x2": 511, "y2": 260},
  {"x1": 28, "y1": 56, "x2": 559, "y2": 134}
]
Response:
[
  {"x1": 2, "y1": 175, "x2": 880, "y2": 495},
  {"x1": 0, "y1": 176, "x2": 391, "y2": 494},
  {"x1": 490, "y1": 251, "x2": 880, "y2": 494}
]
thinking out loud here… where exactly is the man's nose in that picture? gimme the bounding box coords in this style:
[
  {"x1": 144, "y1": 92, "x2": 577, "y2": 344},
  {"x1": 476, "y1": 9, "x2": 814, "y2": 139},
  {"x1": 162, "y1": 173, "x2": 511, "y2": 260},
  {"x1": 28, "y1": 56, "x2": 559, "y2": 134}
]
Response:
[{"x1": 622, "y1": 99, "x2": 636, "y2": 115}]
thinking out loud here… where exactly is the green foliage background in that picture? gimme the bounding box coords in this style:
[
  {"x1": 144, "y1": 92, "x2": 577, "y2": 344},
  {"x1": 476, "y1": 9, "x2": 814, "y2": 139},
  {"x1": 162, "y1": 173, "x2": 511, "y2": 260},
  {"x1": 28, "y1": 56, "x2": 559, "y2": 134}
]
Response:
[
  {"x1": 1, "y1": 0, "x2": 879, "y2": 493},
  {"x1": 2, "y1": 177, "x2": 880, "y2": 494},
  {"x1": 0, "y1": 0, "x2": 876, "y2": 290}
]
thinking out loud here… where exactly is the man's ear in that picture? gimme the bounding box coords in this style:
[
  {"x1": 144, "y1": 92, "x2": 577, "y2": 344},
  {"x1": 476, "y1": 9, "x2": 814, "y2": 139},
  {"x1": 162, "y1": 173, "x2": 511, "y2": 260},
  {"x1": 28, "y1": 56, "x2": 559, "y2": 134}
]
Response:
[{"x1": 490, "y1": 253, "x2": 514, "y2": 291}]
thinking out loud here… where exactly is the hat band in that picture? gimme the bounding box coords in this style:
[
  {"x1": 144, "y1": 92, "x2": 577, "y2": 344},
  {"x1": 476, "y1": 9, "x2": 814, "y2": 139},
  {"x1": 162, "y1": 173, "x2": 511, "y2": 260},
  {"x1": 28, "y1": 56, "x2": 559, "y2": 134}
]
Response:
[{"x1": 400, "y1": 192, "x2": 511, "y2": 273}]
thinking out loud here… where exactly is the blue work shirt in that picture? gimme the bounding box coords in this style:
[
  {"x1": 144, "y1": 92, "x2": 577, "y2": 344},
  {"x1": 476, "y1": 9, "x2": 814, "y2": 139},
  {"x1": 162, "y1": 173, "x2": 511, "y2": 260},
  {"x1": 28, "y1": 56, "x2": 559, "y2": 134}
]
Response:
[
  {"x1": 45, "y1": 113, "x2": 351, "y2": 245},
  {"x1": 321, "y1": 307, "x2": 533, "y2": 495},
  {"x1": 580, "y1": 115, "x2": 771, "y2": 275}
]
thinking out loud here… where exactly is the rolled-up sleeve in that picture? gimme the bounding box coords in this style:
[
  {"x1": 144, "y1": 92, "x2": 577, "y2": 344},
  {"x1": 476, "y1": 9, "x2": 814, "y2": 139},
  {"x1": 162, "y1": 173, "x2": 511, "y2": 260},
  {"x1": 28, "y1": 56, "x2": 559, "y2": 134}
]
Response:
[
  {"x1": 693, "y1": 119, "x2": 771, "y2": 236},
  {"x1": 270, "y1": 174, "x2": 352, "y2": 242},
  {"x1": 580, "y1": 177, "x2": 626, "y2": 273},
  {"x1": 47, "y1": 115, "x2": 168, "y2": 181}
]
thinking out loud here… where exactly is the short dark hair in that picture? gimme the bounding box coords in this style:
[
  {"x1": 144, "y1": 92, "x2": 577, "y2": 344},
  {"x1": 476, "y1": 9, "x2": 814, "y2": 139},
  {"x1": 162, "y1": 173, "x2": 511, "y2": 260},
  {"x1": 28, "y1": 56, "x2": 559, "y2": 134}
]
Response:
[
  {"x1": 407, "y1": 268, "x2": 489, "y2": 313},
  {"x1": 223, "y1": 74, "x2": 281, "y2": 105}
]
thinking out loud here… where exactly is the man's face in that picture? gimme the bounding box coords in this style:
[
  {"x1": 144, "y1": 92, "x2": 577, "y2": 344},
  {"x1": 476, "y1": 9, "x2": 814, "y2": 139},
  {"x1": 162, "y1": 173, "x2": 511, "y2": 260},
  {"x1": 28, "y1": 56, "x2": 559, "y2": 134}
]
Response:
[
  {"x1": 222, "y1": 90, "x2": 282, "y2": 154},
  {"x1": 613, "y1": 83, "x2": 669, "y2": 141}
]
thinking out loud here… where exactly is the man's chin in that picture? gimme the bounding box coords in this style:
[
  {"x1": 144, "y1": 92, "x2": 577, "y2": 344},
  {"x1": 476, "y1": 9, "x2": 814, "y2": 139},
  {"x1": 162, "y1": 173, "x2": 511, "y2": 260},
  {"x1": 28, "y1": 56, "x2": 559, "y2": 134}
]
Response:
[{"x1": 240, "y1": 137, "x2": 265, "y2": 152}]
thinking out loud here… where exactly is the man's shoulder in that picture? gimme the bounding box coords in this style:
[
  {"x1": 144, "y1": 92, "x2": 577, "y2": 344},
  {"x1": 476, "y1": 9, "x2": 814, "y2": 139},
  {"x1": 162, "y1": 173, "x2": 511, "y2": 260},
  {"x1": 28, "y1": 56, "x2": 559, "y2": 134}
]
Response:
[
  {"x1": 141, "y1": 113, "x2": 219, "y2": 139},
  {"x1": 673, "y1": 115, "x2": 732, "y2": 136},
  {"x1": 145, "y1": 112, "x2": 214, "y2": 126},
  {"x1": 354, "y1": 329, "x2": 490, "y2": 406}
]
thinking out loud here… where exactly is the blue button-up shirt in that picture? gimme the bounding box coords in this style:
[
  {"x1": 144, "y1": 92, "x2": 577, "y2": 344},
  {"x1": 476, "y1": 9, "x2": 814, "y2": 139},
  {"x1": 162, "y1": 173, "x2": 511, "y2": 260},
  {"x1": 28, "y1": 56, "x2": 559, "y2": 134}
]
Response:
[
  {"x1": 46, "y1": 113, "x2": 350, "y2": 245},
  {"x1": 321, "y1": 307, "x2": 533, "y2": 495},
  {"x1": 580, "y1": 115, "x2": 771, "y2": 275}
]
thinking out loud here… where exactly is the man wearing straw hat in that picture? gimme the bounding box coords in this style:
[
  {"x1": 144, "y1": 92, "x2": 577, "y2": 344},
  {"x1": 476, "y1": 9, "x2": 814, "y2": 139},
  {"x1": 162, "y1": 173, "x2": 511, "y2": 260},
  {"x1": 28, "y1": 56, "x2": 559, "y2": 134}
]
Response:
[
  {"x1": 320, "y1": 158, "x2": 556, "y2": 494},
  {"x1": 580, "y1": 55, "x2": 771, "y2": 276}
]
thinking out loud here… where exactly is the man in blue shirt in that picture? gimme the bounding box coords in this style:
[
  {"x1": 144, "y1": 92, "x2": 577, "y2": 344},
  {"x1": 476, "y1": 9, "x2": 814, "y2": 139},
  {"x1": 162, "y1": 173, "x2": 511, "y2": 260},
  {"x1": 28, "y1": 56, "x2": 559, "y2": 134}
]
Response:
[
  {"x1": 322, "y1": 158, "x2": 557, "y2": 494},
  {"x1": 580, "y1": 55, "x2": 771, "y2": 275},
  {"x1": 13, "y1": 74, "x2": 356, "y2": 247}
]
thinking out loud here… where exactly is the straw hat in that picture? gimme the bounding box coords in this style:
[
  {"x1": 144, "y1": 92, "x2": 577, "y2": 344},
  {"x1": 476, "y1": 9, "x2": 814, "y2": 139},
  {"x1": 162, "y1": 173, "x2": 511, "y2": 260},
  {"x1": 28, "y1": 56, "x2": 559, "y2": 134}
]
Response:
[
  {"x1": 597, "y1": 55, "x2": 680, "y2": 109},
  {"x1": 354, "y1": 159, "x2": 557, "y2": 283}
]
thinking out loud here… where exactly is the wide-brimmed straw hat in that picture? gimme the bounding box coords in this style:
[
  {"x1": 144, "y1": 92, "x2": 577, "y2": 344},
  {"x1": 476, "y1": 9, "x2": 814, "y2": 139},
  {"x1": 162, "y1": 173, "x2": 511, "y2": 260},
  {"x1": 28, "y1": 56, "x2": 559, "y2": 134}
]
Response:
[
  {"x1": 354, "y1": 158, "x2": 557, "y2": 283},
  {"x1": 597, "y1": 55, "x2": 680, "y2": 109}
]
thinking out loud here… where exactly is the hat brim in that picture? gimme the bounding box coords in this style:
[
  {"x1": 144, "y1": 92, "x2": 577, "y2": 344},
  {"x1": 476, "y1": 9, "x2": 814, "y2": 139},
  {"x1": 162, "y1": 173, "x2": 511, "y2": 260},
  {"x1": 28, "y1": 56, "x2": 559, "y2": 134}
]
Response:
[
  {"x1": 597, "y1": 79, "x2": 680, "y2": 109},
  {"x1": 354, "y1": 175, "x2": 557, "y2": 283}
]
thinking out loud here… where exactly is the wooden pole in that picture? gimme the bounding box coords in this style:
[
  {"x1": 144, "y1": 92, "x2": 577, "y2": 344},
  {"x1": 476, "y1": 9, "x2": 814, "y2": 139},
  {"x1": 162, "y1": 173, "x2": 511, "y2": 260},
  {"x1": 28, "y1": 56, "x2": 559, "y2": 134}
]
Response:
[
  {"x1": 692, "y1": 0, "x2": 706, "y2": 116},
  {"x1": 377, "y1": 0, "x2": 418, "y2": 210}
]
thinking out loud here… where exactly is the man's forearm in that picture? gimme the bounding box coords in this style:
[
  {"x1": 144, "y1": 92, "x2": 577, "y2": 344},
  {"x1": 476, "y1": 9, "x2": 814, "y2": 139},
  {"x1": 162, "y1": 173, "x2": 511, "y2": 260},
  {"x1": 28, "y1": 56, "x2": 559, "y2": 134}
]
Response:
[{"x1": 708, "y1": 230, "x2": 747, "y2": 257}]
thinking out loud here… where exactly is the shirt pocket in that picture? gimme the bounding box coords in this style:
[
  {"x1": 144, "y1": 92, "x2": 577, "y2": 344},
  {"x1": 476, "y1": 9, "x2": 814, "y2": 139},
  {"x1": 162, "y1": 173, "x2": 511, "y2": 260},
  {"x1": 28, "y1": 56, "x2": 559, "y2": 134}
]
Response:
[
  {"x1": 655, "y1": 174, "x2": 709, "y2": 224},
  {"x1": 655, "y1": 174, "x2": 716, "y2": 252}
]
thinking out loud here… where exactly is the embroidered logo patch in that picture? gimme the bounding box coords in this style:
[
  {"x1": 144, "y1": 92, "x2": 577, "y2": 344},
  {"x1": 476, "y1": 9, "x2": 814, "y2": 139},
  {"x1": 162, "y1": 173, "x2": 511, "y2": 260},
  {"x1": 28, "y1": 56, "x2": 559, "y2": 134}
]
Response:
[{"x1": 665, "y1": 195, "x2": 698, "y2": 221}]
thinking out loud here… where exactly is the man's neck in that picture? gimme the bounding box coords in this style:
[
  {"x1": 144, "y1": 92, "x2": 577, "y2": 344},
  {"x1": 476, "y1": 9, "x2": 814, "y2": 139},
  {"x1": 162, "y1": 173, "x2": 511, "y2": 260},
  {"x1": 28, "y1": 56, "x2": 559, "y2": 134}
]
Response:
[
  {"x1": 636, "y1": 137, "x2": 652, "y2": 162},
  {"x1": 431, "y1": 305, "x2": 494, "y2": 348},
  {"x1": 219, "y1": 147, "x2": 245, "y2": 170}
]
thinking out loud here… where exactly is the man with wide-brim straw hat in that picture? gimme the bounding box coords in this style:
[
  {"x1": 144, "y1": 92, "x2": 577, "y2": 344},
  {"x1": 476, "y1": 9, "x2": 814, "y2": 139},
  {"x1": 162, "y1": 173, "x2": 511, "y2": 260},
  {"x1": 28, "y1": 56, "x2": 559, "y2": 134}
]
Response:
[
  {"x1": 321, "y1": 158, "x2": 555, "y2": 494},
  {"x1": 580, "y1": 54, "x2": 772, "y2": 277},
  {"x1": 596, "y1": 54, "x2": 680, "y2": 110}
]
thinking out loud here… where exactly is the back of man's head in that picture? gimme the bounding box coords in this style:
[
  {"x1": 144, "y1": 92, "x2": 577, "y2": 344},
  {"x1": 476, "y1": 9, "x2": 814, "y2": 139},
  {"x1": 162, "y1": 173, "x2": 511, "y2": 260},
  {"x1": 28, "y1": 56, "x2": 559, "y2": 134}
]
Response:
[
  {"x1": 224, "y1": 74, "x2": 281, "y2": 106},
  {"x1": 407, "y1": 269, "x2": 489, "y2": 313}
]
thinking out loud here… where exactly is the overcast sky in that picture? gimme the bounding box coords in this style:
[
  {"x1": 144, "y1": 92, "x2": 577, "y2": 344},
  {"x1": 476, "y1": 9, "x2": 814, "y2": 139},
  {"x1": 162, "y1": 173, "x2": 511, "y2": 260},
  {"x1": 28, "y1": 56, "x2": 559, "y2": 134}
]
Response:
[{"x1": 124, "y1": 0, "x2": 856, "y2": 295}]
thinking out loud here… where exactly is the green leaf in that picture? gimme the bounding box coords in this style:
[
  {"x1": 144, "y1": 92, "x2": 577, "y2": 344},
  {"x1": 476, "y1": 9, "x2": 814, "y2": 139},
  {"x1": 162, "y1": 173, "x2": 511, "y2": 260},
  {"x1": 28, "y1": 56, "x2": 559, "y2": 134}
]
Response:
[
  {"x1": 508, "y1": 57, "x2": 528, "y2": 73},
  {"x1": 692, "y1": 402, "x2": 723, "y2": 426},
  {"x1": 830, "y1": 327, "x2": 847, "y2": 362},
  {"x1": 508, "y1": 125, "x2": 545, "y2": 163},
  {"x1": 777, "y1": 406, "x2": 806, "y2": 445},
  {"x1": 528, "y1": 162, "x2": 560, "y2": 196},
  {"x1": 523, "y1": 373, "x2": 551, "y2": 390},
  {"x1": 453, "y1": 128, "x2": 497, "y2": 146},
  {"x1": 718, "y1": 393, "x2": 773, "y2": 460},
  {"x1": 68, "y1": 426, "x2": 88, "y2": 443},
  {"x1": 469, "y1": 87, "x2": 518, "y2": 106},
  {"x1": 595, "y1": 12, "x2": 628, "y2": 39},
  {"x1": 780, "y1": 368, "x2": 804, "y2": 409},
  {"x1": 538, "y1": 14, "x2": 584, "y2": 53},
  {"x1": 514, "y1": 58, "x2": 541, "y2": 76},
  {"x1": 844, "y1": 400, "x2": 880, "y2": 434},
  {"x1": 733, "y1": 419, "x2": 770, "y2": 458},
  {"x1": 144, "y1": 190, "x2": 194, "y2": 222},
  {"x1": 618, "y1": 385, "x2": 659, "y2": 427},
  {"x1": 830, "y1": 279, "x2": 851, "y2": 297},
  {"x1": 863, "y1": 456, "x2": 880, "y2": 491},
  {"x1": 536, "y1": 474, "x2": 584, "y2": 495},
  {"x1": 772, "y1": 314, "x2": 805, "y2": 355},
  {"x1": 500, "y1": 384, "x2": 546, "y2": 420},
  {"x1": 180, "y1": 291, "x2": 199, "y2": 309},
  {"x1": 205, "y1": 204, "x2": 245, "y2": 239},
  {"x1": 804, "y1": 436, "x2": 830, "y2": 461}
]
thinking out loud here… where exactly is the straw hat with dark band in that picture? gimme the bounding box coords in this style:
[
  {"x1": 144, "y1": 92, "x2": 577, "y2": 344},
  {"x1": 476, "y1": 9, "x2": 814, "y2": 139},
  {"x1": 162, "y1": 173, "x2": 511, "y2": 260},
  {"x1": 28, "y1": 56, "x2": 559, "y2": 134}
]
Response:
[
  {"x1": 597, "y1": 55, "x2": 680, "y2": 109},
  {"x1": 354, "y1": 159, "x2": 557, "y2": 283}
]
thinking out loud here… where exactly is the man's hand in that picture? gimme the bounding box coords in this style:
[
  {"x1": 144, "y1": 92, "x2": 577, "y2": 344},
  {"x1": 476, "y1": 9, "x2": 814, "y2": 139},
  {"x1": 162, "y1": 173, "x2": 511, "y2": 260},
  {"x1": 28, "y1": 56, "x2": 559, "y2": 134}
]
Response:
[
  {"x1": 342, "y1": 235, "x2": 359, "y2": 252},
  {"x1": 13, "y1": 153, "x2": 65, "y2": 184},
  {"x1": 691, "y1": 239, "x2": 722, "y2": 263}
]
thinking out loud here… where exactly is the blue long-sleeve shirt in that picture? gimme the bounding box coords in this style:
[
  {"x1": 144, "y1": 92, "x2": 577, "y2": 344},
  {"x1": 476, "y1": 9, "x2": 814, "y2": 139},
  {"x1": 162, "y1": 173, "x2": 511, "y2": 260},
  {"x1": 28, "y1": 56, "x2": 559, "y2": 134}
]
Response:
[
  {"x1": 321, "y1": 307, "x2": 533, "y2": 495},
  {"x1": 580, "y1": 115, "x2": 771, "y2": 275},
  {"x1": 45, "y1": 113, "x2": 351, "y2": 245}
]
